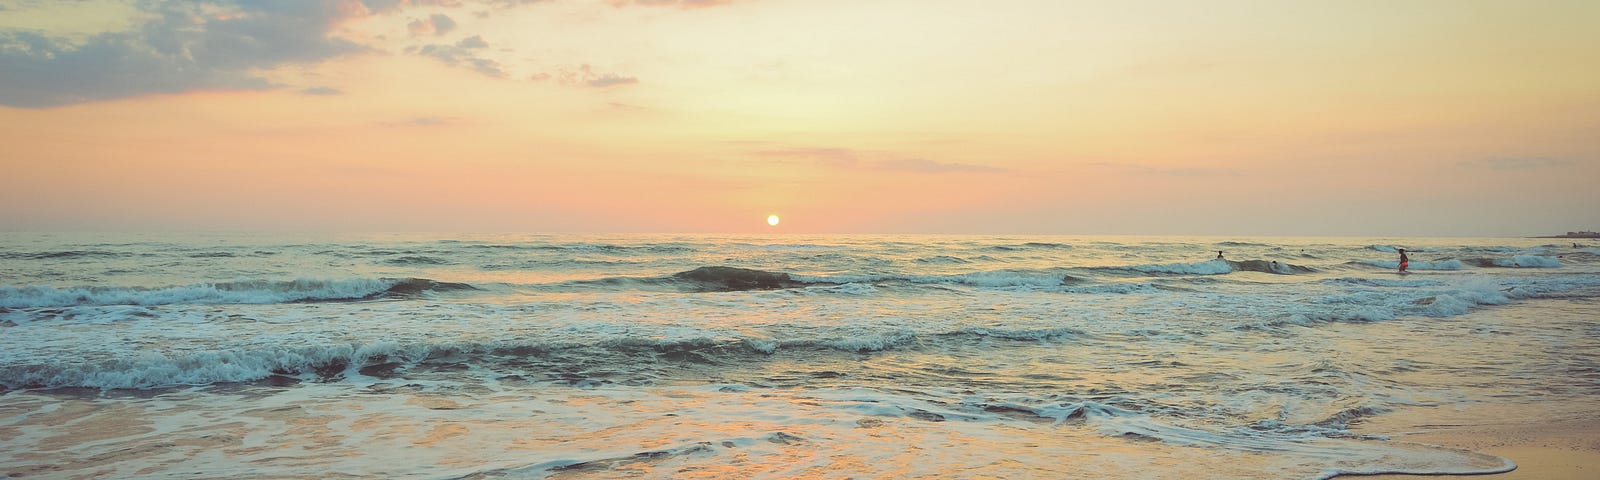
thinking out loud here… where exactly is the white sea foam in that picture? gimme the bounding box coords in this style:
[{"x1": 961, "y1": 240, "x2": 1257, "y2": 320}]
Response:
[
  {"x1": 0, "y1": 279, "x2": 398, "y2": 308},
  {"x1": 821, "y1": 330, "x2": 918, "y2": 352},
  {"x1": 1129, "y1": 259, "x2": 1233, "y2": 275},
  {"x1": 947, "y1": 270, "x2": 1070, "y2": 288},
  {"x1": 1492, "y1": 255, "x2": 1561, "y2": 268},
  {"x1": 826, "y1": 283, "x2": 879, "y2": 295},
  {"x1": 1360, "y1": 259, "x2": 1465, "y2": 270},
  {"x1": 3, "y1": 233, "x2": 1597, "y2": 479}
]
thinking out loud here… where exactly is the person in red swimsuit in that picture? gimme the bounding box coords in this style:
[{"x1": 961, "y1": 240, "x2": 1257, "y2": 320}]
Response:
[{"x1": 1398, "y1": 248, "x2": 1409, "y2": 273}]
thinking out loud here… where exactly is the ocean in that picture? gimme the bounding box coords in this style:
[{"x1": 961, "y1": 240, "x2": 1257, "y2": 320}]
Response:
[{"x1": 2, "y1": 233, "x2": 1597, "y2": 479}]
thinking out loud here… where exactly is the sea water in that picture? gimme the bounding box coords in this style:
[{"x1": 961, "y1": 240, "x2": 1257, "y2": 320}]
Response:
[{"x1": 1, "y1": 233, "x2": 1597, "y2": 479}]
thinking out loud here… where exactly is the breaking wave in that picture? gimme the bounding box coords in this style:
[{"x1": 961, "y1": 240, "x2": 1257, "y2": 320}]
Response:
[
  {"x1": 0, "y1": 326, "x2": 1094, "y2": 390},
  {"x1": 1464, "y1": 255, "x2": 1562, "y2": 268},
  {"x1": 0, "y1": 278, "x2": 476, "y2": 308}
]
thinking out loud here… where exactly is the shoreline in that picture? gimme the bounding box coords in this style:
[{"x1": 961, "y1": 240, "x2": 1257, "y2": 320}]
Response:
[
  {"x1": 1340, "y1": 413, "x2": 1600, "y2": 479},
  {"x1": 1335, "y1": 296, "x2": 1600, "y2": 480}
]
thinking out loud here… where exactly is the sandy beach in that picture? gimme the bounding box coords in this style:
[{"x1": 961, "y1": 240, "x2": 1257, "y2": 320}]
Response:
[
  {"x1": 1345, "y1": 412, "x2": 1600, "y2": 480},
  {"x1": 1341, "y1": 296, "x2": 1600, "y2": 480}
]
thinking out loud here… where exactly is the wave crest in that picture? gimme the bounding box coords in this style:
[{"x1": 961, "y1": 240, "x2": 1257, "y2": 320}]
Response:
[
  {"x1": 671, "y1": 266, "x2": 809, "y2": 291},
  {"x1": 0, "y1": 278, "x2": 476, "y2": 308}
]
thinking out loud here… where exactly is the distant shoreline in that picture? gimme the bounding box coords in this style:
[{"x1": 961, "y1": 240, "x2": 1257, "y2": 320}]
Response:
[{"x1": 1533, "y1": 233, "x2": 1599, "y2": 239}]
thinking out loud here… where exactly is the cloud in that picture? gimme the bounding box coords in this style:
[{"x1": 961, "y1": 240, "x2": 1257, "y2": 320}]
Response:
[
  {"x1": 364, "y1": 0, "x2": 470, "y2": 14},
  {"x1": 409, "y1": 35, "x2": 506, "y2": 77},
  {"x1": 534, "y1": 64, "x2": 640, "y2": 88},
  {"x1": 587, "y1": 73, "x2": 639, "y2": 88},
  {"x1": 0, "y1": 1, "x2": 371, "y2": 108},
  {"x1": 1458, "y1": 157, "x2": 1575, "y2": 170},
  {"x1": 489, "y1": 0, "x2": 553, "y2": 5},
  {"x1": 300, "y1": 86, "x2": 344, "y2": 95},
  {"x1": 408, "y1": 14, "x2": 458, "y2": 36},
  {"x1": 606, "y1": 0, "x2": 735, "y2": 8},
  {"x1": 456, "y1": 35, "x2": 488, "y2": 48}
]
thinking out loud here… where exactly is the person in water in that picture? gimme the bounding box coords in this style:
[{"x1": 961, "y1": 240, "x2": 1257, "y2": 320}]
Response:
[
  {"x1": 1397, "y1": 248, "x2": 1409, "y2": 273},
  {"x1": 1216, "y1": 251, "x2": 1224, "y2": 260}
]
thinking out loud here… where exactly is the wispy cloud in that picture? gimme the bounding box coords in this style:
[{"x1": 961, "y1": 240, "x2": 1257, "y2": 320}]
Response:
[
  {"x1": 486, "y1": 0, "x2": 553, "y2": 7},
  {"x1": 409, "y1": 35, "x2": 506, "y2": 77},
  {"x1": 606, "y1": 0, "x2": 736, "y2": 8},
  {"x1": 300, "y1": 86, "x2": 344, "y2": 96},
  {"x1": 0, "y1": 1, "x2": 374, "y2": 108},
  {"x1": 587, "y1": 73, "x2": 639, "y2": 88},
  {"x1": 408, "y1": 14, "x2": 458, "y2": 36},
  {"x1": 366, "y1": 0, "x2": 474, "y2": 14},
  {"x1": 1458, "y1": 157, "x2": 1574, "y2": 170},
  {"x1": 533, "y1": 64, "x2": 640, "y2": 88},
  {"x1": 0, "y1": 0, "x2": 733, "y2": 107}
]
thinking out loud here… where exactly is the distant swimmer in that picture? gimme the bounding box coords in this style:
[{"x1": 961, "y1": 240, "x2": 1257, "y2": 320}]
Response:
[
  {"x1": 1397, "y1": 248, "x2": 1409, "y2": 273},
  {"x1": 1217, "y1": 251, "x2": 1224, "y2": 260}
]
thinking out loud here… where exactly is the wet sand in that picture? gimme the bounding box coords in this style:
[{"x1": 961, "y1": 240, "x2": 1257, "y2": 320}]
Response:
[
  {"x1": 1343, "y1": 405, "x2": 1600, "y2": 479},
  {"x1": 1336, "y1": 295, "x2": 1600, "y2": 480}
]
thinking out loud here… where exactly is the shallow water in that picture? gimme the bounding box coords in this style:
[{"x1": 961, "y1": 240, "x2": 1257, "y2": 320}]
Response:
[{"x1": 2, "y1": 233, "x2": 1597, "y2": 478}]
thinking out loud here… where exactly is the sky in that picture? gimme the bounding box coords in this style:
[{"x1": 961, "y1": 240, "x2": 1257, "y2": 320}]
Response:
[{"x1": 1, "y1": 0, "x2": 1597, "y2": 236}]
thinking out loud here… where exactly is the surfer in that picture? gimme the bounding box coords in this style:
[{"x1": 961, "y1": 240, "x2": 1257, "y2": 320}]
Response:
[
  {"x1": 1397, "y1": 248, "x2": 1409, "y2": 273},
  {"x1": 1216, "y1": 251, "x2": 1224, "y2": 260}
]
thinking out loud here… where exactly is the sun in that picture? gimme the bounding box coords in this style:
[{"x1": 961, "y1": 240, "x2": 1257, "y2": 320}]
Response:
[{"x1": 767, "y1": 214, "x2": 780, "y2": 227}]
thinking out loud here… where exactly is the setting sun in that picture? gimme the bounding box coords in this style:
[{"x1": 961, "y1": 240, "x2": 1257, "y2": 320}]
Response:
[{"x1": 767, "y1": 215, "x2": 780, "y2": 227}]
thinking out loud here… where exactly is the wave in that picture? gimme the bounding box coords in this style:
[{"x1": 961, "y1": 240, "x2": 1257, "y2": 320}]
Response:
[
  {"x1": 671, "y1": 266, "x2": 811, "y2": 291},
  {"x1": 449, "y1": 394, "x2": 1513, "y2": 480},
  {"x1": 187, "y1": 252, "x2": 237, "y2": 258},
  {"x1": 1229, "y1": 259, "x2": 1315, "y2": 274},
  {"x1": 0, "y1": 326, "x2": 1096, "y2": 390},
  {"x1": 926, "y1": 270, "x2": 1078, "y2": 288},
  {"x1": 1216, "y1": 241, "x2": 1270, "y2": 247},
  {"x1": 550, "y1": 261, "x2": 1332, "y2": 294},
  {"x1": 956, "y1": 399, "x2": 1511, "y2": 479},
  {"x1": 987, "y1": 242, "x2": 1074, "y2": 251},
  {"x1": 461, "y1": 242, "x2": 703, "y2": 255},
  {"x1": 0, "y1": 250, "x2": 134, "y2": 260},
  {"x1": 1323, "y1": 277, "x2": 1445, "y2": 288},
  {"x1": 1126, "y1": 259, "x2": 1233, "y2": 275},
  {"x1": 558, "y1": 266, "x2": 1083, "y2": 293},
  {"x1": 383, "y1": 255, "x2": 452, "y2": 266},
  {"x1": 1463, "y1": 255, "x2": 1562, "y2": 268},
  {"x1": 1087, "y1": 258, "x2": 1317, "y2": 276},
  {"x1": 0, "y1": 278, "x2": 476, "y2": 308},
  {"x1": 1352, "y1": 259, "x2": 1465, "y2": 271}
]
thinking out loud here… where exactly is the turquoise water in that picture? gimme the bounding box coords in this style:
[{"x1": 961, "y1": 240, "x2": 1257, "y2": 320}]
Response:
[{"x1": 2, "y1": 233, "x2": 1597, "y2": 478}]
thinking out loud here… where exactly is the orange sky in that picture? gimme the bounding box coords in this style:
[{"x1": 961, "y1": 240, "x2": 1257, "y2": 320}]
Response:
[{"x1": 2, "y1": 0, "x2": 1597, "y2": 235}]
